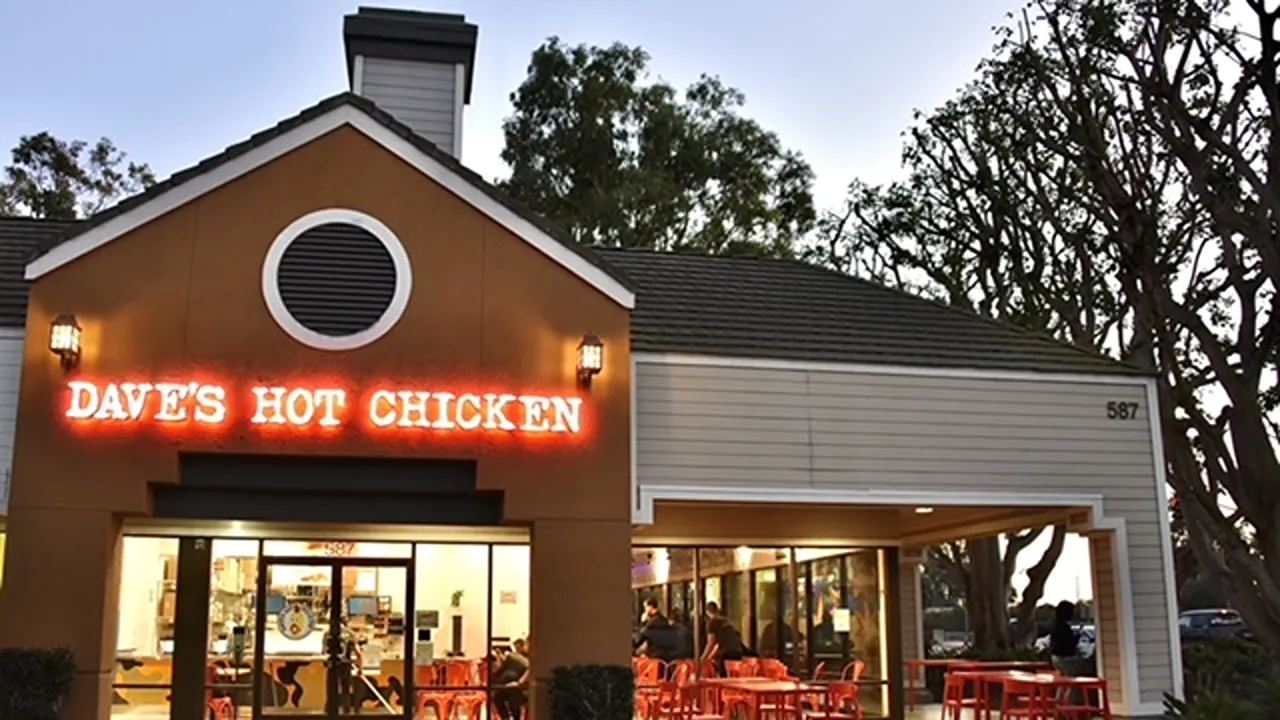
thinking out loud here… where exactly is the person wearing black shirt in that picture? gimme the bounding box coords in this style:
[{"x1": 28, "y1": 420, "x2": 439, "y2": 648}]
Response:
[
  {"x1": 1049, "y1": 601, "x2": 1084, "y2": 705},
  {"x1": 669, "y1": 608, "x2": 695, "y2": 659},
  {"x1": 493, "y1": 638, "x2": 531, "y2": 720},
  {"x1": 633, "y1": 599, "x2": 679, "y2": 661},
  {"x1": 1049, "y1": 601, "x2": 1080, "y2": 667},
  {"x1": 326, "y1": 620, "x2": 364, "y2": 715},
  {"x1": 700, "y1": 602, "x2": 744, "y2": 675}
]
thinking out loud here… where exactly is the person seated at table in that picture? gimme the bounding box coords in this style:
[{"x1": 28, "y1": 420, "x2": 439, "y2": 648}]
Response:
[
  {"x1": 700, "y1": 602, "x2": 744, "y2": 674},
  {"x1": 493, "y1": 637, "x2": 531, "y2": 720}
]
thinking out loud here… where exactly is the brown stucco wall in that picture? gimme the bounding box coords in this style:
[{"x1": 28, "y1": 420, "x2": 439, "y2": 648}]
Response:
[{"x1": 0, "y1": 124, "x2": 633, "y2": 719}]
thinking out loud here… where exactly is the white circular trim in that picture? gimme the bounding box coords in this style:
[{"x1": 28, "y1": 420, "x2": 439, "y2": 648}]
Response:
[{"x1": 262, "y1": 208, "x2": 413, "y2": 351}]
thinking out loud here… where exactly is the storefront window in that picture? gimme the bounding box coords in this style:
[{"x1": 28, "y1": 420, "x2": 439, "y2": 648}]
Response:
[
  {"x1": 113, "y1": 536, "x2": 179, "y2": 718},
  {"x1": 633, "y1": 544, "x2": 891, "y2": 716},
  {"x1": 207, "y1": 538, "x2": 258, "y2": 715},
  {"x1": 491, "y1": 544, "x2": 531, "y2": 648},
  {"x1": 111, "y1": 536, "x2": 530, "y2": 719}
]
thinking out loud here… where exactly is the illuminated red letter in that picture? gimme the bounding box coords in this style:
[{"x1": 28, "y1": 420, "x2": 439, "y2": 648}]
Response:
[
  {"x1": 432, "y1": 392, "x2": 457, "y2": 429},
  {"x1": 456, "y1": 394, "x2": 482, "y2": 430},
  {"x1": 369, "y1": 391, "x2": 397, "y2": 428},
  {"x1": 396, "y1": 391, "x2": 431, "y2": 428},
  {"x1": 284, "y1": 388, "x2": 315, "y2": 426},
  {"x1": 66, "y1": 381, "x2": 100, "y2": 420},
  {"x1": 313, "y1": 389, "x2": 346, "y2": 427},
  {"x1": 251, "y1": 387, "x2": 286, "y2": 424},
  {"x1": 518, "y1": 395, "x2": 552, "y2": 432},
  {"x1": 549, "y1": 396, "x2": 583, "y2": 433},
  {"x1": 154, "y1": 383, "x2": 191, "y2": 422},
  {"x1": 482, "y1": 394, "x2": 517, "y2": 431},
  {"x1": 119, "y1": 383, "x2": 154, "y2": 420},
  {"x1": 94, "y1": 383, "x2": 128, "y2": 421},
  {"x1": 193, "y1": 385, "x2": 228, "y2": 424}
]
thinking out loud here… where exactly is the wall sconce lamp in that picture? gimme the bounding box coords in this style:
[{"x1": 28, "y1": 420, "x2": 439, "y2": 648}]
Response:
[
  {"x1": 48, "y1": 313, "x2": 82, "y2": 371},
  {"x1": 576, "y1": 333, "x2": 604, "y2": 389}
]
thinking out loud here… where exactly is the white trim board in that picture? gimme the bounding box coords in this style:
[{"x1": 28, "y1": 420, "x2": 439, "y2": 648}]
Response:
[
  {"x1": 1146, "y1": 379, "x2": 1185, "y2": 700},
  {"x1": 23, "y1": 104, "x2": 636, "y2": 310},
  {"x1": 634, "y1": 352, "x2": 1150, "y2": 386}
]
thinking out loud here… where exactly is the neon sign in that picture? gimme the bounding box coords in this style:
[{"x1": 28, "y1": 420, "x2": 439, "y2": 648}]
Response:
[{"x1": 63, "y1": 380, "x2": 585, "y2": 435}]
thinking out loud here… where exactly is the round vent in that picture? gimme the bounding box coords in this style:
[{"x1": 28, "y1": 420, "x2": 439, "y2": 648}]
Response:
[{"x1": 262, "y1": 209, "x2": 412, "y2": 351}]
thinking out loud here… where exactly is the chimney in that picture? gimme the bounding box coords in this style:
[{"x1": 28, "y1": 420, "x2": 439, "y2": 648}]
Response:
[{"x1": 343, "y1": 7, "x2": 478, "y2": 158}]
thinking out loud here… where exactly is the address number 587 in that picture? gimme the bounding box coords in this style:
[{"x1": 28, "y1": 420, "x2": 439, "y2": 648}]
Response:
[{"x1": 1106, "y1": 401, "x2": 1140, "y2": 420}]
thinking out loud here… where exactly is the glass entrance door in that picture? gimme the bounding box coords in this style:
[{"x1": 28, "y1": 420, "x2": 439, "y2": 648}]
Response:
[{"x1": 253, "y1": 557, "x2": 412, "y2": 719}]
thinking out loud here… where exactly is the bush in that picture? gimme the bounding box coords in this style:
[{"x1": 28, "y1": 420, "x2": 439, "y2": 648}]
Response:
[
  {"x1": 1167, "y1": 638, "x2": 1280, "y2": 720},
  {"x1": 0, "y1": 647, "x2": 75, "y2": 720},
  {"x1": 1181, "y1": 638, "x2": 1273, "y2": 699},
  {"x1": 547, "y1": 664, "x2": 634, "y2": 720}
]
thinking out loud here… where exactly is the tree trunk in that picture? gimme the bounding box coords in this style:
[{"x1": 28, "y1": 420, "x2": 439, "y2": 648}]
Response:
[
  {"x1": 967, "y1": 537, "x2": 1011, "y2": 652},
  {"x1": 1010, "y1": 525, "x2": 1068, "y2": 646}
]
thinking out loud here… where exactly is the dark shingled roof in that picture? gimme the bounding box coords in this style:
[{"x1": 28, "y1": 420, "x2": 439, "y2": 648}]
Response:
[
  {"x1": 0, "y1": 93, "x2": 1142, "y2": 376},
  {"x1": 0, "y1": 218, "x2": 77, "y2": 327},
  {"x1": 594, "y1": 248, "x2": 1146, "y2": 375}
]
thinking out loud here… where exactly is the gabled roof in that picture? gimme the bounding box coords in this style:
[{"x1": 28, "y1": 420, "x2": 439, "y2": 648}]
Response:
[
  {"x1": 1, "y1": 219, "x2": 1143, "y2": 375},
  {"x1": 22, "y1": 93, "x2": 636, "y2": 308},
  {"x1": 596, "y1": 248, "x2": 1147, "y2": 375}
]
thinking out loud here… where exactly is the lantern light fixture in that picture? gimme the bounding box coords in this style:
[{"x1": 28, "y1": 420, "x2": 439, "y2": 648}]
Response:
[
  {"x1": 48, "y1": 313, "x2": 82, "y2": 371},
  {"x1": 576, "y1": 333, "x2": 604, "y2": 389}
]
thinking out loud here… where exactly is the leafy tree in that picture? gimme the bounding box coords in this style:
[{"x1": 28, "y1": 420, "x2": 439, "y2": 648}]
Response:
[
  {"x1": 0, "y1": 132, "x2": 155, "y2": 219},
  {"x1": 813, "y1": 0, "x2": 1280, "y2": 653},
  {"x1": 500, "y1": 38, "x2": 816, "y2": 257}
]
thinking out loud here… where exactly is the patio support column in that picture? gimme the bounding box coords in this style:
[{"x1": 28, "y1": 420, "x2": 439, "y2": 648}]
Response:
[
  {"x1": 527, "y1": 518, "x2": 632, "y2": 720},
  {"x1": 898, "y1": 547, "x2": 926, "y2": 708},
  {"x1": 1086, "y1": 529, "x2": 1132, "y2": 711}
]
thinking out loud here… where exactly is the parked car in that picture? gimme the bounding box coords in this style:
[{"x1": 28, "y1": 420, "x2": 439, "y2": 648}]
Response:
[
  {"x1": 1179, "y1": 608, "x2": 1251, "y2": 641},
  {"x1": 1033, "y1": 624, "x2": 1096, "y2": 657}
]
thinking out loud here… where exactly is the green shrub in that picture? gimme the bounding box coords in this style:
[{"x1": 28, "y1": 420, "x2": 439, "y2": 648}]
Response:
[
  {"x1": 1182, "y1": 638, "x2": 1272, "y2": 700},
  {"x1": 547, "y1": 664, "x2": 633, "y2": 720},
  {"x1": 1166, "y1": 640, "x2": 1280, "y2": 720},
  {"x1": 0, "y1": 647, "x2": 76, "y2": 720},
  {"x1": 1163, "y1": 690, "x2": 1259, "y2": 720}
]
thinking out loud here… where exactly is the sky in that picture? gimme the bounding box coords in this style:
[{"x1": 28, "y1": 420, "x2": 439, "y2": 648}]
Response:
[{"x1": 0, "y1": 0, "x2": 1093, "y2": 605}]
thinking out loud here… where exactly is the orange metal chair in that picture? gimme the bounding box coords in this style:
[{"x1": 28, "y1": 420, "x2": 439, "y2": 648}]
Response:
[
  {"x1": 450, "y1": 659, "x2": 487, "y2": 720},
  {"x1": 636, "y1": 658, "x2": 665, "y2": 720},
  {"x1": 1052, "y1": 676, "x2": 1114, "y2": 720},
  {"x1": 416, "y1": 663, "x2": 451, "y2": 720},
  {"x1": 1000, "y1": 675, "x2": 1052, "y2": 720},
  {"x1": 826, "y1": 660, "x2": 864, "y2": 718},
  {"x1": 940, "y1": 671, "x2": 984, "y2": 720},
  {"x1": 674, "y1": 682, "x2": 724, "y2": 720},
  {"x1": 205, "y1": 665, "x2": 234, "y2": 720}
]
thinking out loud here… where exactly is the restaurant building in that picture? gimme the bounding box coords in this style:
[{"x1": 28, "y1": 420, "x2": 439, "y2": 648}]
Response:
[{"x1": 0, "y1": 7, "x2": 1180, "y2": 720}]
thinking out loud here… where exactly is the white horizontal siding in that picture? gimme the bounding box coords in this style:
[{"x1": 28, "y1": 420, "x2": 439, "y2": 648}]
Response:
[
  {"x1": 0, "y1": 328, "x2": 23, "y2": 512},
  {"x1": 636, "y1": 358, "x2": 1175, "y2": 708},
  {"x1": 358, "y1": 57, "x2": 457, "y2": 154}
]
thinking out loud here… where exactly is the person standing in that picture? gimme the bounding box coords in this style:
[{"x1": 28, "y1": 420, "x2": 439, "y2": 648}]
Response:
[
  {"x1": 1049, "y1": 601, "x2": 1084, "y2": 705},
  {"x1": 669, "y1": 608, "x2": 695, "y2": 659},
  {"x1": 326, "y1": 619, "x2": 364, "y2": 715},
  {"x1": 700, "y1": 602, "x2": 744, "y2": 675}
]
